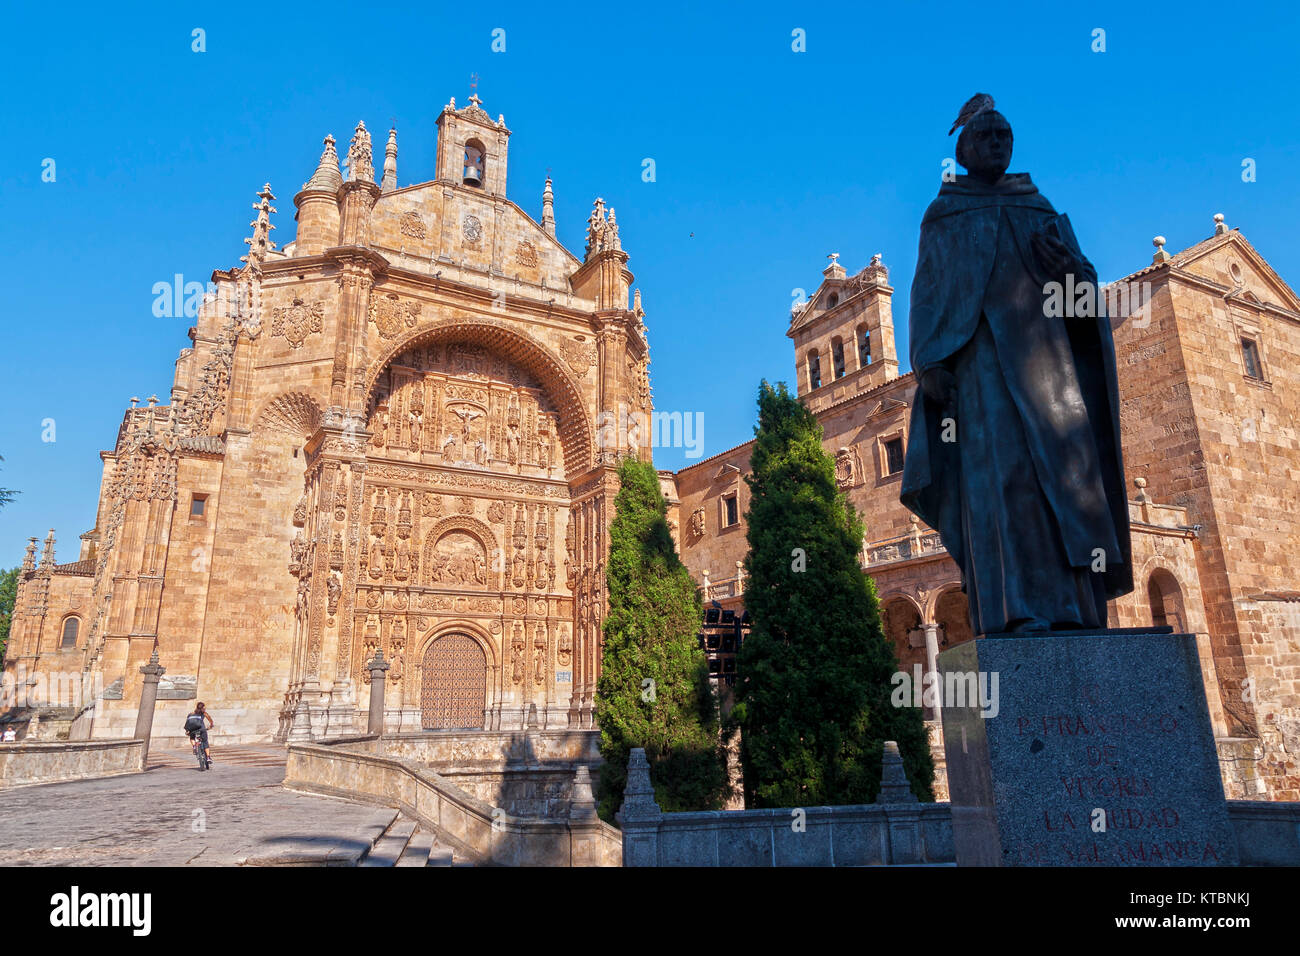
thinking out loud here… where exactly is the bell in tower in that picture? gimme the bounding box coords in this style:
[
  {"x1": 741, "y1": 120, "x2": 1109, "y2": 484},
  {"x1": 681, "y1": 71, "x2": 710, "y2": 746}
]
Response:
[{"x1": 462, "y1": 142, "x2": 485, "y2": 187}]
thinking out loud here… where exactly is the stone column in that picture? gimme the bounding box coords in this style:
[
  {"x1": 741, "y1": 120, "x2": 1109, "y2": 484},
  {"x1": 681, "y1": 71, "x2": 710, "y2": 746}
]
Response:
[
  {"x1": 367, "y1": 649, "x2": 390, "y2": 735},
  {"x1": 923, "y1": 622, "x2": 942, "y2": 721},
  {"x1": 134, "y1": 646, "x2": 165, "y2": 767}
]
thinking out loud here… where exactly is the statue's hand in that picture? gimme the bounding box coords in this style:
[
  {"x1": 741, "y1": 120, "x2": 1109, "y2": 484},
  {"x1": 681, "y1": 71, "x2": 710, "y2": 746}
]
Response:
[
  {"x1": 921, "y1": 367, "x2": 957, "y2": 410},
  {"x1": 1032, "y1": 231, "x2": 1079, "y2": 282}
]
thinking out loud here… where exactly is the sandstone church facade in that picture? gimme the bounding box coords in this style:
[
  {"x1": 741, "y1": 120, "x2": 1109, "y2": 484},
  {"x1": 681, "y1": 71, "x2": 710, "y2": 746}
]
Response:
[
  {"x1": 4, "y1": 93, "x2": 652, "y2": 742},
  {"x1": 673, "y1": 221, "x2": 1300, "y2": 803},
  {"x1": 5, "y1": 97, "x2": 1298, "y2": 806}
]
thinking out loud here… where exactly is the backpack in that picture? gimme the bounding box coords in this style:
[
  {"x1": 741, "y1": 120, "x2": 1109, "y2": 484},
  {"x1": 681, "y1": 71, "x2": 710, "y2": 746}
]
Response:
[{"x1": 183, "y1": 714, "x2": 205, "y2": 733}]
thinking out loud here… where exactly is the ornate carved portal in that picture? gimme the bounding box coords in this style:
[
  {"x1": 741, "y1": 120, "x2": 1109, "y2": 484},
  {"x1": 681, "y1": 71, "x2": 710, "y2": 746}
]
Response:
[{"x1": 420, "y1": 634, "x2": 486, "y2": 729}]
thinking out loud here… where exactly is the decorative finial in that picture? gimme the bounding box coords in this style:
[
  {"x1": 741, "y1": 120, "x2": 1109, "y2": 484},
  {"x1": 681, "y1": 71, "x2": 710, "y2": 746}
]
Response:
[
  {"x1": 1152, "y1": 235, "x2": 1171, "y2": 264},
  {"x1": 304, "y1": 134, "x2": 342, "y2": 192},
  {"x1": 146, "y1": 394, "x2": 158, "y2": 407},
  {"x1": 1213, "y1": 213, "x2": 1229, "y2": 236},
  {"x1": 1134, "y1": 476, "x2": 1150, "y2": 504},
  {"x1": 541, "y1": 175, "x2": 556, "y2": 236},
  {"x1": 129, "y1": 396, "x2": 140, "y2": 408},
  {"x1": 345, "y1": 122, "x2": 374, "y2": 183},
  {"x1": 380, "y1": 127, "x2": 398, "y2": 193},
  {"x1": 241, "y1": 184, "x2": 278, "y2": 268}
]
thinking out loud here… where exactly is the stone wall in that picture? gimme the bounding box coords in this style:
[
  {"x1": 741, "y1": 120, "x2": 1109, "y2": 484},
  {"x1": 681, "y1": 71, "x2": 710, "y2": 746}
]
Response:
[
  {"x1": 283, "y1": 734, "x2": 620, "y2": 866},
  {"x1": 0, "y1": 738, "x2": 144, "y2": 789}
]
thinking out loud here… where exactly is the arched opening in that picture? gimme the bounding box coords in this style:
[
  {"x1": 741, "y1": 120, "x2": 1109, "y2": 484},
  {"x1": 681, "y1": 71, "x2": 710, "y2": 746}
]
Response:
[
  {"x1": 832, "y1": 337, "x2": 846, "y2": 379},
  {"x1": 421, "y1": 633, "x2": 487, "y2": 729},
  {"x1": 1148, "y1": 568, "x2": 1186, "y2": 632},
  {"x1": 857, "y1": 324, "x2": 872, "y2": 368},
  {"x1": 934, "y1": 588, "x2": 973, "y2": 648},
  {"x1": 880, "y1": 596, "x2": 923, "y2": 673},
  {"x1": 463, "y1": 139, "x2": 486, "y2": 187},
  {"x1": 807, "y1": 351, "x2": 822, "y2": 390},
  {"x1": 60, "y1": 616, "x2": 80, "y2": 650}
]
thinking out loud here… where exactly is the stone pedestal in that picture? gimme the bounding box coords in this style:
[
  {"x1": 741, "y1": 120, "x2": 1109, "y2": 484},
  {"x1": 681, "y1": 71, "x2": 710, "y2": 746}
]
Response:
[
  {"x1": 366, "y1": 650, "x2": 390, "y2": 735},
  {"x1": 938, "y1": 631, "x2": 1239, "y2": 866},
  {"x1": 134, "y1": 648, "x2": 165, "y2": 767}
]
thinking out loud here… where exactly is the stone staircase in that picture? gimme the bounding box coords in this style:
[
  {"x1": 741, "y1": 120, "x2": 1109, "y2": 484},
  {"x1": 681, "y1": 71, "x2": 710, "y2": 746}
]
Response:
[{"x1": 358, "y1": 812, "x2": 473, "y2": 867}]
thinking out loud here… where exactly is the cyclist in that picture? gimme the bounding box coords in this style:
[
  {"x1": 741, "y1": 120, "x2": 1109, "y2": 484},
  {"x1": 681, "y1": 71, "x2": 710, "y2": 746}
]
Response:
[{"x1": 184, "y1": 702, "x2": 214, "y2": 770}]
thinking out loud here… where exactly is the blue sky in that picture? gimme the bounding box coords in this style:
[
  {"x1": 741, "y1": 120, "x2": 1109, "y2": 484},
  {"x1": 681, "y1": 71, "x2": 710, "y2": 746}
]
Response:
[{"x1": 2, "y1": 0, "x2": 1298, "y2": 567}]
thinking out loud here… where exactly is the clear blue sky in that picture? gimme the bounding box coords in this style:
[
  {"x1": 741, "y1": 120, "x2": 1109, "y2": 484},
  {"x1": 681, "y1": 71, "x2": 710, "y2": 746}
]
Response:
[{"x1": 2, "y1": 0, "x2": 1298, "y2": 567}]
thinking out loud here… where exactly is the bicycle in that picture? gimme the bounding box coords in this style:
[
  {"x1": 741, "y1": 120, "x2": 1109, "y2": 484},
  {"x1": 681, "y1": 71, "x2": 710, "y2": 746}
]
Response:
[{"x1": 189, "y1": 731, "x2": 210, "y2": 770}]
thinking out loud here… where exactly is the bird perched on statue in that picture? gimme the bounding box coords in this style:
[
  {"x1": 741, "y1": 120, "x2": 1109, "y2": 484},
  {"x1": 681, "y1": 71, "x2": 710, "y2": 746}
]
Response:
[{"x1": 948, "y1": 93, "x2": 995, "y2": 135}]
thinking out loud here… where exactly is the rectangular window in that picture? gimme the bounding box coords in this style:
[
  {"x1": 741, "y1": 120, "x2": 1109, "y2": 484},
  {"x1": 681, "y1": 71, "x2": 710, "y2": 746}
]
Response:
[
  {"x1": 883, "y1": 437, "x2": 905, "y2": 476},
  {"x1": 190, "y1": 494, "x2": 208, "y2": 517},
  {"x1": 723, "y1": 494, "x2": 738, "y2": 528},
  {"x1": 1241, "y1": 338, "x2": 1263, "y2": 380}
]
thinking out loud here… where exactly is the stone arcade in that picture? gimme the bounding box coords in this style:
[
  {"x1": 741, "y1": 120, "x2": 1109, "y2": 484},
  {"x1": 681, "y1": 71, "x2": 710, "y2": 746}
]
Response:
[{"x1": 4, "y1": 93, "x2": 652, "y2": 743}]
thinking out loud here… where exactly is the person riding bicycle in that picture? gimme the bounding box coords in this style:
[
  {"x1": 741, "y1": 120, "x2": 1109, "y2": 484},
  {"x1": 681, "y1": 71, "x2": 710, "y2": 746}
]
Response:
[{"x1": 184, "y1": 702, "x2": 214, "y2": 770}]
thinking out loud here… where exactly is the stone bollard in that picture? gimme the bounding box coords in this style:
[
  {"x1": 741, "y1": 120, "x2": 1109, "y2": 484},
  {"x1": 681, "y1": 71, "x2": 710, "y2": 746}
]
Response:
[
  {"x1": 134, "y1": 647, "x2": 166, "y2": 768},
  {"x1": 875, "y1": 740, "x2": 923, "y2": 864},
  {"x1": 617, "y1": 748, "x2": 663, "y2": 867},
  {"x1": 568, "y1": 764, "x2": 604, "y2": 866},
  {"x1": 366, "y1": 649, "x2": 390, "y2": 735}
]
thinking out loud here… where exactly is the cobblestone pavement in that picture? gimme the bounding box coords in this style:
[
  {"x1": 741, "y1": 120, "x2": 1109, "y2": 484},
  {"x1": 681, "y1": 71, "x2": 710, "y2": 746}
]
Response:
[{"x1": 0, "y1": 746, "x2": 389, "y2": 866}]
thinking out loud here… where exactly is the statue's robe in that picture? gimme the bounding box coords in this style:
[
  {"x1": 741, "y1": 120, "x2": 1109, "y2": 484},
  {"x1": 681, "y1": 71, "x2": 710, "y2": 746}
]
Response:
[{"x1": 900, "y1": 173, "x2": 1132, "y2": 633}]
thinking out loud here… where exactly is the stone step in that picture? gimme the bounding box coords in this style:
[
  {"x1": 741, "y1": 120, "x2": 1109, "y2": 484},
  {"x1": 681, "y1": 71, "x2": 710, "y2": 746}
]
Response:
[
  {"x1": 241, "y1": 808, "x2": 397, "y2": 866},
  {"x1": 426, "y1": 841, "x2": 455, "y2": 867},
  {"x1": 394, "y1": 828, "x2": 435, "y2": 867},
  {"x1": 358, "y1": 817, "x2": 417, "y2": 867}
]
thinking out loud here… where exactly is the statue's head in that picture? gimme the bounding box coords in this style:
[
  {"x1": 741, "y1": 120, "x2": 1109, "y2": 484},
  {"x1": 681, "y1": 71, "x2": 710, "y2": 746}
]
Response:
[{"x1": 956, "y1": 110, "x2": 1013, "y2": 183}]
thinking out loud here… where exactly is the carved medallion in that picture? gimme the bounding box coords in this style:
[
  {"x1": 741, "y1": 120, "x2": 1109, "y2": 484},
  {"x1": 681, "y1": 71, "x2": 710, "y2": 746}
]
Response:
[
  {"x1": 515, "y1": 241, "x2": 538, "y2": 268},
  {"x1": 369, "y1": 292, "x2": 422, "y2": 339},
  {"x1": 400, "y1": 210, "x2": 427, "y2": 239},
  {"x1": 559, "y1": 339, "x2": 597, "y2": 375},
  {"x1": 271, "y1": 297, "x2": 325, "y2": 349},
  {"x1": 462, "y1": 214, "x2": 483, "y2": 244}
]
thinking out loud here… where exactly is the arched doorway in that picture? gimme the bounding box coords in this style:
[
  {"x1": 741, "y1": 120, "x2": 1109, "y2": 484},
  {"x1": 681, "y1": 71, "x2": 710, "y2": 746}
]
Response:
[
  {"x1": 934, "y1": 589, "x2": 974, "y2": 648},
  {"x1": 1147, "y1": 569, "x2": 1186, "y2": 632},
  {"x1": 421, "y1": 634, "x2": 487, "y2": 729}
]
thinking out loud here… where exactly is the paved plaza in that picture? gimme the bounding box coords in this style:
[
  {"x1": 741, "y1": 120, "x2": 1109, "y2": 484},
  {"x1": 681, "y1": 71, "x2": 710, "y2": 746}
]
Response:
[{"x1": 0, "y1": 746, "x2": 394, "y2": 866}]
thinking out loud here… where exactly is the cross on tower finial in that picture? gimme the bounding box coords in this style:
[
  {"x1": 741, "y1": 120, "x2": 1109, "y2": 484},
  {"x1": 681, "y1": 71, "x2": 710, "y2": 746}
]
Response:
[{"x1": 469, "y1": 72, "x2": 481, "y2": 108}]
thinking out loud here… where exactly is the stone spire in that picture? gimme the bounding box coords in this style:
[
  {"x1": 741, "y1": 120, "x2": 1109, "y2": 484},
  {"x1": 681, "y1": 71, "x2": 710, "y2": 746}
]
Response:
[
  {"x1": 606, "y1": 207, "x2": 622, "y2": 252},
  {"x1": 39, "y1": 529, "x2": 55, "y2": 570},
  {"x1": 22, "y1": 537, "x2": 37, "y2": 573},
  {"x1": 304, "y1": 134, "x2": 342, "y2": 192},
  {"x1": 241, "y1": 184, "x2": 278, "y2": 268},
  {"x1": 345, "y1": 120, "x2": 374, "y2": 183},
  {"x1": 1214, "y1": 212, "x2": 1229, "y2": 236},
  {"x1": 541, "y1": 176, "x2": 555, "y2": 236},
  {"x1": 380, "y1": 127, "x2": 398, "y2": 193}
]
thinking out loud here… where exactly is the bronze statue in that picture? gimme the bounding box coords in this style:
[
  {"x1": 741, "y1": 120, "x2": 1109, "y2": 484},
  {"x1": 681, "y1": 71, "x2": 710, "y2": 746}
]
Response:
[{"x1": 900, "y1": 95, "x2": 1132, "y2": 635}]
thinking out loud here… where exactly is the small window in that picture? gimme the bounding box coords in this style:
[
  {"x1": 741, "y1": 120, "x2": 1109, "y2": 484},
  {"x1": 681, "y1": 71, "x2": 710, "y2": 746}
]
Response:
[
  {"x1": 858, "y1": 327, "x2": 872, "y2": 367},
  {"x1": 883, "y1": 438, "x2": 905, "y2": 476},
  {"x1": 1241, "y1": 338, "x2": 1263, "y2": 380},
  {"x1": 826, "y1": 293, "x2": 839, "y2": 309},
  {"x1": 832, "y1": 339, "x2": 846, "y2": 379},
  {"x1": 723, "y1": 494, "x2": 739, "y2": 528},
  {"x1": 191, "y1": 494, "x2": 208, "y2": 517},
  {"x1": 61, "y1": 617, "x2": 80, "y2": 649},
  {"x1": 808, "y1": 352, "x2": 822, "y2": 390}
]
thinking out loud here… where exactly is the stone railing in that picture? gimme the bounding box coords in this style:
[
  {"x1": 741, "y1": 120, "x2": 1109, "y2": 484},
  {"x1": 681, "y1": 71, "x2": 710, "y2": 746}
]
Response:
[
  {"x1": 0, "y1": 738, "x2": 146, "y2": 789},
  {"x1": 863, "y1": 530, "x2": 947, "y2": 568},
  {"x1": 284, "y1": 734, "x2": 621, "y2": 866}
]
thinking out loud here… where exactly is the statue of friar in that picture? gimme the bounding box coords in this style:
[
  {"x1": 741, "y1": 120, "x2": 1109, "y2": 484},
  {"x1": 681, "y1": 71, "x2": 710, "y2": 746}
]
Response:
[{"x1": 900, "y1": 94, "x2": 1132, "y2": 635}]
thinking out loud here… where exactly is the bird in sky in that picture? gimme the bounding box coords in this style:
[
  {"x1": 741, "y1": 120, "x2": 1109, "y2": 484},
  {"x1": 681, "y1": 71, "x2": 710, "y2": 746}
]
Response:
[{"x1": 949, "y1": 93, "x2": 995, "y2": 135}]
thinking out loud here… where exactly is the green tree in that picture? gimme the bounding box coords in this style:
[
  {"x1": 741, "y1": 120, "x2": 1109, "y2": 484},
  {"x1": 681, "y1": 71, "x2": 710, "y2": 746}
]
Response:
[
  {"x1": 0, "y1": 454, "x2": 16, "y2": 511},
  {"x1": 732, "y1": 381, "x2": 934, "y2": 806},
  {"x1": 595, "y1": 457, "x2": 729, "y2": 821},
  {"x1": 0, "y1": 566, "x2": 19, "y2": 663}
]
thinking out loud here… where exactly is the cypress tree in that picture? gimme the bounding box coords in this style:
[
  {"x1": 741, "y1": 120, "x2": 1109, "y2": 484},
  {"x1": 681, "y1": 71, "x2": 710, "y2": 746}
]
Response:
[
  {"x1": 733, "y1": 381, "x2": 934, "y2": 806},
  {"x1": 595, "y1": 457, "x2": 729, "y2": 821}
]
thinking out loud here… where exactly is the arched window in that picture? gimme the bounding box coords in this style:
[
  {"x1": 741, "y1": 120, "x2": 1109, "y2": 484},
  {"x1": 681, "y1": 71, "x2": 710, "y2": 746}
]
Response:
[
  {"x1": 858, "y1": 325, "x2": 872, "y2": 367},
  {"x1": 826, "y1": 292, "x2": 839, "y2": 309},
  {"x1": 60, "y1": 616, "x2": 80, "y2": 650},
  {"x1": 462, "y1": 140, "x2": 486, "y2": 187},
  {"x1": 832, "y1": 338, "x2": 846, "y2": 379},
  {"x1": 807, "y1": 351, "x2": 822, "y2": 390}
]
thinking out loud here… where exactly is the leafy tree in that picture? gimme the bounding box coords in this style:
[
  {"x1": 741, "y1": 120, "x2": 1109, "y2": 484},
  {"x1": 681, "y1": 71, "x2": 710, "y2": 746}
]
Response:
[
  {"x1": 0, "y1": 566, "x2": 19, "y2": 663},
  {"x1": 595, "y1": 457, "x2": 729, "y2": 821},
  {"x1": 0, "y1": 454, "x2": 16, "y2": 511},
  {"x1": 732, "y1": 381, "x2": 934, "y2": 806}
]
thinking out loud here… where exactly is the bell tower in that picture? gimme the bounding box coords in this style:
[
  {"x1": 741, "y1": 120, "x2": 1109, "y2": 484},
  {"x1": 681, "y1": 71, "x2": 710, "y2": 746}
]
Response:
[
  {"x1": 787, "y1": 253, "x2": 898, "y2": 414},
  {"x1": 434, "y1": 92, "x2": 511, "y2": 197}
]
